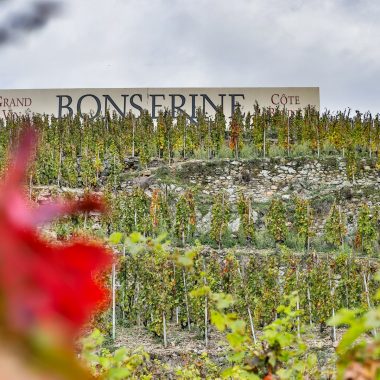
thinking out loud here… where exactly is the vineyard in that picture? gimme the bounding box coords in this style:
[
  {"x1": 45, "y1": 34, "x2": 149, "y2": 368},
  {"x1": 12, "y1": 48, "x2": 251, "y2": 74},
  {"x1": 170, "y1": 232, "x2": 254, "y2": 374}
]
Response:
[
  {"x1": 111, "y1": 239, "x2": 380, "y2": 344},
  {"x1": 2, "y1": 109, "x2": 380, "y2": 378},
  {"x1": 47, "y1": 185, "x2": 380, "y2": 257},
  {"x1": 1, "y1": 106, "x2": 380, "y2": 188}
]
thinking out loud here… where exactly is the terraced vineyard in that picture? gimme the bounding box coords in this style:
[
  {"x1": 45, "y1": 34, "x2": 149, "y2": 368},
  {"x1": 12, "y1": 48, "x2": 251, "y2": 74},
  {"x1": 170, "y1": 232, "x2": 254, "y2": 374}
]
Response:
[{"x1": 4, "y1": 109, "x2": 380, "y2": 378}]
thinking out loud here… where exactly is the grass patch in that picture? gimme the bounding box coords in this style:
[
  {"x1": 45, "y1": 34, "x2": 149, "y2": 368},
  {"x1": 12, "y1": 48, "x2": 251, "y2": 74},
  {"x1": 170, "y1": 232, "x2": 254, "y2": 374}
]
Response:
[
  {"x1": 268, "y1": 145, "x2": 287, "y2": 158},
  {"x1": 254, "y1": 229, "x2": 276, "y2": 249},
  {"x1": 240, "y1": 145, "x2": 261, "y2": 159},
  {"x1": 216, "y1": 145, "x2": 233, "y2": 159},
  {"x1": 290, "y1": 142, "x2": 312, "y2": 157}
]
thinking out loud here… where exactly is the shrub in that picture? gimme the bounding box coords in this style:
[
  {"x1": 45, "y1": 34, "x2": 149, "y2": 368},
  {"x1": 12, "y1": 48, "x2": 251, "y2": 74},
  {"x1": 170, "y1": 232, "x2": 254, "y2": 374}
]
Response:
[{"x1": 266, "y1": 198, "x2": 288, "y2": 244}]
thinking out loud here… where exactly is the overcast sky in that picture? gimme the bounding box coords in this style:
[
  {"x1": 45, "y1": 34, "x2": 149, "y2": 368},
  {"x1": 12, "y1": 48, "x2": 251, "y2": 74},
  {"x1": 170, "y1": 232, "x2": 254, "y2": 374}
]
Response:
[{"x1": 0, "y1": 0, "x2": 379, "y2": 112}]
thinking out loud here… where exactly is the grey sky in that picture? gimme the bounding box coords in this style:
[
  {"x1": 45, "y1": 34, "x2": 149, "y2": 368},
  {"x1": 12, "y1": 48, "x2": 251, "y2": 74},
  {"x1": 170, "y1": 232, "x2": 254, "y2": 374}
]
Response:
[{"x1": 0, "y1": 0, "x2": 379, "y2": 112}]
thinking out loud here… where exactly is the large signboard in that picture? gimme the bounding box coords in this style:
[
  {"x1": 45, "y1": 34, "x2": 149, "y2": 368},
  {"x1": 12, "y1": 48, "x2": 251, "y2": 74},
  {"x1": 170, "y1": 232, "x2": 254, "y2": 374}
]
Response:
[{"x1": 0, "y1": 87, "x2": 320, "y2": 120}]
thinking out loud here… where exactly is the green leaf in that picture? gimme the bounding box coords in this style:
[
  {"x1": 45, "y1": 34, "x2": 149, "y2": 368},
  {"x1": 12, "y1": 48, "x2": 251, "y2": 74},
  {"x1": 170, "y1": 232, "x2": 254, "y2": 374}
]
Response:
[
  {"x1": 156, "y1": 233, "x2": 168, "y2": 243},
  {"x1": 113, "y1": 347, "x2": 128, "y2": 363},
  {"x1": 268, "y1": 352, "x2": 277, "y2": 369},
  {"x1": 177, "y1": 255, "x2": 193, "y2": 268},
  {"x1": 108, "y1": 367, "x2": 132, "y2": 379},
  {"x1": 337, "y1": 323, "x2": 368, "y2": 354},
  {"x1": 276, "y1": 332, "x2": 293, "y2": 347},
  {"x1": 226, "y1": 331, "x2": 246, "y2": 348},
  {"x1": 211, "y1": 310, "x2": 226, "y2": 331},
  {"x1": 212, "y1": 293, "x2": 235, "y2": 310},
  {"x1": 229, "y1": 319, "x2": 246, "y2": 334},
  {"x1": 221, "y1": 367, "x2": 235, "y2": 378},
  {"x1": 99, "y1": 356, "x2": 111, "y2": 370},
  {"x1": 130, "y1": 232, "x2": 142, "y2": 243},
  {"x1": 190, "y1": 286, "x2": 211, "y2": 298},
  {"x1": 228, "y1": 351, "x2": 246, "y2": 363},
  {"x1": 307, "y1": 353, "x2": 318, "y2": 368},
  {"x1": 328, "y1": 308, "x2": 360, "y2": 326},
  {"x1": 109, "y1": 232, "x2": 123, "y2": 245}
]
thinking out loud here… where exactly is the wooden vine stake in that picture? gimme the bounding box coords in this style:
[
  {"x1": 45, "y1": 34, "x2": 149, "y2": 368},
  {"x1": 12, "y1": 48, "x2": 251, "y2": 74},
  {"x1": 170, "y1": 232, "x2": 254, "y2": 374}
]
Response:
[
  {"x1": 183, "y1": 116, "x2": 187, "y2": 159},
  {"x1": 263, "y1": 117, "x2": 266, "y2": 158},
  {"x1": 112, "y1": 260, "x2": 116, "y2": 340},
  {"x1": 163, "y1": 311, "x2": 167, "y2": 348},
  {"x1": 363, "y1": 271, "x2": 371, "y2": 309},
  {"x1": 219, "y1": 194, "x2": 225, "y2": 249},
  {"x1": 203, "y1": 256, "x2": 208, "y2": 347},
  {"x1": 316, "y1": 120, "x2": 321, "y2": 158},
  {"x1": 307, "y1": 286, "x2": 313, "y2": 327},
  {"x1": 275, "y1": 257, "x2": 283, "y2": 320},
  {"x1": 306, "y1": 204, "x2": 311, "y2": 252},
  {"x1": 134, "y1": 279, "x2": 141, "y2": 327},
  {"x1": 237, "y1": 265, "x2": 257, "y2": 344},
  {"x1": 122, "y1": 246, "x2": 126, "y2": 323},
  {"x1": 57, "y1": 144, "x2": 62, "y2": 187},
  {"x1": 183, "y1": 270, "x2": 191, "y2": 331},
  {"x1": 296, "y1": 269, "x2": 301, "y2": 339},
  {"x1": 339, "y1": 205, "x2": 344, "y2": 249},
  {"x1": 132, "y1": 117, "x2": 135, "y2": 157},
  {"x1": 369, "y1": 117, "x2": 373, "y2": 159},
  {"x1": 328, "y1": 257, "x2": 337, "y2": 343},
  {"x1": 208, "y1": 118, "x2": 211, "y2": 160},
  {"x1": 345, "y1": 257, "x2": 349, "y2": 308},
  {"x1": 113, "y1": 155, "x2": 116, "y2": 189},
  {"x1": 172, "y1": 261, "x2": 179, "y2": 326},
  {"x1": 287, "y1": 115, "x2": 290, "y2": 157},
  {"x1": 363, "y1": 270, "x2": 377, "y2": 337}
]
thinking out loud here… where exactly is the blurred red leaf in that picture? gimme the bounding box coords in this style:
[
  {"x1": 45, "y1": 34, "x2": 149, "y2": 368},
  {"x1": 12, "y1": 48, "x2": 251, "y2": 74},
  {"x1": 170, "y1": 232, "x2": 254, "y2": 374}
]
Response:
[{"x1": 0, "y1": 125, "x2": 112, "y2": 340}]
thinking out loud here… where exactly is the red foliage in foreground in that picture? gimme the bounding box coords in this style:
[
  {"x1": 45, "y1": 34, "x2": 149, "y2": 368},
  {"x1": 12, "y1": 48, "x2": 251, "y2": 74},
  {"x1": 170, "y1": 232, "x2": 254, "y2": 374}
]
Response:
[{"x1": 0, "y1": 126, "x2": 112, "y2": 340}]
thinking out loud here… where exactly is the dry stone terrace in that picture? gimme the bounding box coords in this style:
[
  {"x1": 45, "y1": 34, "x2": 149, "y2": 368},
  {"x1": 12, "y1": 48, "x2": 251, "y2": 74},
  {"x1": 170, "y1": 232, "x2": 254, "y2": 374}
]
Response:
[
  {"x1": 160, "y1": 157, "x2": 380, "y2": 202},
  {"x1": 34, "y1": 155, "x2": 380, "y2": 239}
]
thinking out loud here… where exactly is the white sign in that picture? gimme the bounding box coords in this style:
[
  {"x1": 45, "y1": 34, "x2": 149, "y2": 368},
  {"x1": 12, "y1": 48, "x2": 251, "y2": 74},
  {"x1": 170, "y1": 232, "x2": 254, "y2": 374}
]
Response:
[{"x1": 0, "y1": 87, "x2": 320, "y2": 120}]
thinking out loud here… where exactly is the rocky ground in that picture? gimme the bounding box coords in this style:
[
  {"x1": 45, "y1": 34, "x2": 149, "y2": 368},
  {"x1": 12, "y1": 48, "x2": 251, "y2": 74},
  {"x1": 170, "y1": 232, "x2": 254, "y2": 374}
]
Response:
[{"x1": 111, "y1": 322, "x2": 345, "y2": 375}]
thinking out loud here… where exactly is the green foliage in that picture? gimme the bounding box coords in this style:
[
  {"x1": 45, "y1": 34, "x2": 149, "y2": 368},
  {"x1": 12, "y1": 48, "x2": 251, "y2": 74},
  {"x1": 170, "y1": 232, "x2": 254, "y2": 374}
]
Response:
[
  {"x1": 81, "y1": 328, "x2": 222, "y2": 379},
  {"x1": 210, "y1": 291, "x2": 318, "y2": 379},
  {"x1": 81, "y1": 329, "x2": 158, "y2": 379},
  {"x1": 357, "y1": 203, "x2": 378, "y2": 255},
  {"x1": 210, "y1": 192, "x2": 231, "y2": 248},
  {"x1": 268, "y1": 145, "x2": 286, "y2": 158},
  {"x1": 109, "y1": 232, "x2": 124, "y2": 245},
  {"x1": 329, "y1": 272, "x2": 380, "y2": 379},
  {"x1": 150, "y1": 189, "x2": 171, "y2": 235},
  {"x1": 346, "y1": 147, "x2": 359, "y2": 182},
  {"x1": 245, "y1": 255, "x2": 281, "y2": 326},
  {"x1": 266, "y1": 198, "x2": 287, "y2": 243},
  {"x1": 324, "y1": 202, "x2": 346, "y2": 248},
  {"x1": 291, "y1": 142, "x2": 312, "y2": 157},
  {"x1": 237, "y1": 193, "x2": 255, "y2": 243},
  {"x1": 80, "y1": 232, "x2": 380, "y2": 379},
  {"x1": 156, "y1": 109, "x2": 174, "y2": 161},
  {"x1": 213, "y1": 105, "x2": 226, "y2": 157},
  {"x1": 229, "y1": 105, "x2": 244, "y2": 159},
  {"x1": 293, "y1": 197, "x2": 314, "y2": 250},
  {"x1": 175, "y1": 190, "x2": 196, "y2": 245},
  {"x1": 4, "y1": 106, "x2": 380, "y2": 190},
  {"x1": 136, "y1": 110, "x2": 154, "y2": 167}
]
